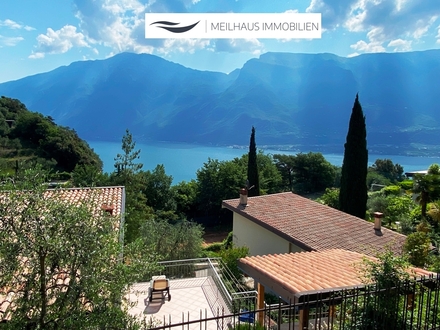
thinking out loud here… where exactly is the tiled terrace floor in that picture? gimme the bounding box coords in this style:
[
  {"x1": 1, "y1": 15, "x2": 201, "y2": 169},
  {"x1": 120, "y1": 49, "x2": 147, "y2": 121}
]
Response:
[
  {"x1": 127, "y1": 277, "x2": 330, "y2": 330},
  {"x1": 127, "y1": 277, "x2": 227, "y2": 330}
]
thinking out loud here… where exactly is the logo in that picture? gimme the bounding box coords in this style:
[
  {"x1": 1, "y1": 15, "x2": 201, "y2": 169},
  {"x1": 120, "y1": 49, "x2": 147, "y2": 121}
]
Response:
[
  {"x1": 145, "y1": 13, "x2": 321, "y2": 39},
  {"x1": 150, "y1": 20, "x2": 200, "y2": 33}
]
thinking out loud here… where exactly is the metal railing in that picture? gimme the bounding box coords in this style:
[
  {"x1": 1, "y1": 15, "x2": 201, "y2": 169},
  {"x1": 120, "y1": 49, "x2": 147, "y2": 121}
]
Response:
[
  {"x1": 144, "y1": 258, "x2": 257, "y2": 323},
  {"x1": 146, "y1": 274, "x2": 440, "y2": 330}
]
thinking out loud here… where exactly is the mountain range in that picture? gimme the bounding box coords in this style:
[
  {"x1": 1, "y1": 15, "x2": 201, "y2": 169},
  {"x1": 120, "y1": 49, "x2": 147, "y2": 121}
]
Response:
[{"x1": 1, "y1": 50, "x2": 439, "y2": 155}]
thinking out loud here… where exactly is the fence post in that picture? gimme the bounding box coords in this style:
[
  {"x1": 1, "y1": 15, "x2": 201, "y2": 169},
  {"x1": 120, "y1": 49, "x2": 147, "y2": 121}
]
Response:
[
  {"x1": 406, "y1": 293, "x2": 414, "y2": 310},
  {"x1": 299, "y1": 308, "x2": 309, "y2": 330},
  {"x1": 257, "y1": 282, "x2": 265, "y2": 325}
]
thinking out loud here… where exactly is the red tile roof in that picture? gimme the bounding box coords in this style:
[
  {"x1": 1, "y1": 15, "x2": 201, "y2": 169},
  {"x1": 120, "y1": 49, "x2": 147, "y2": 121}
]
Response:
[
  {"x1": 44, "y1": 186, "x2": 125, "y2": 217},
  {"x1": 238, "y1": 249, "x2": 434, "y2": 301},
  {"x1": 222, "y1": 192, "x2": 406, "y2": 256}
]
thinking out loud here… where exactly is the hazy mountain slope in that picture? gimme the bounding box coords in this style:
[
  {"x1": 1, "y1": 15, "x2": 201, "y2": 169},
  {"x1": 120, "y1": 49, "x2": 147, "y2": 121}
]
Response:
[{"x1": 1, "y1": 50, "x2": 439, "y2": 154}]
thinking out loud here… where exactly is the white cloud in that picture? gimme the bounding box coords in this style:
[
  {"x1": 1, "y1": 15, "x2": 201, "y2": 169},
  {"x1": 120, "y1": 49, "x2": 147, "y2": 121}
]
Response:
[
  {"x1": 349, "y1": 26, "x2": 386, "y2": 53},
  {"x1": 387, "y1": 38, "x2": 412, "y2": 51},
  {"x1": 437, "y1": 25, "x2": 440, "y2": 43},
  {"x1": 307, "y1": 0, "x2": 358, "y2": 30},
  {"x1": 28, "y1": 52, "x2": 45, "y2": 59},
  {"x1": 0, "y1": 35, "x2": 24, "y2": 46},
  {"x1": 344, "y1": 0, "x2": 440, "y2": 39},
  {"x1": 412, "y1": 15, "x2": 438, "y2": 39},
  {"x1": 72, "y1": 0, "x2": 265, "y2": 56},
  {"x1": 74, "y1": 0, "x2": 146, "y2": 52},
  {"x1": 0, "y1": 19, "x2": 35, "y2": 31},
  {"x1": 310, "y1": 0, "x2": 440, "y2": 54},
  {"x1": 350, "y1": 39, "x2": 385, "y2": 53},
  {"x1": 32, "y1": 25, "x2": 89, "y2": 57}
]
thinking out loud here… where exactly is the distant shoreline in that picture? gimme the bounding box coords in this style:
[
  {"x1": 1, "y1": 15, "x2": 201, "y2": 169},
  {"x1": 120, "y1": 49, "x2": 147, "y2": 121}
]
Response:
[
  {"x1": 87, "y1": 137, "x2": 440, "y2": 158},
  {"x1": 89, "y1": 140, "x2": 440, "y2": 184}
]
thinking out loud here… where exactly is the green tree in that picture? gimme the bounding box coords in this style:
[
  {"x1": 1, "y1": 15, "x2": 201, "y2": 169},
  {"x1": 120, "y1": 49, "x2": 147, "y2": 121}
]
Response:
[
  {"x1": 339, "y1": 94, "x2": 368, "y2": 219},
  {"x1": 138, "y1": 218, "x2": 204, "y2": 261},
  {"x1": 71, "y1": 163, "x2": 110, "y2": 187},
  {"x1": 114, "y1": 129, "x2": 143, "y2": 178},
  {"x1": 196, "y1": 158, "x2": 246, "y2": 216},
  {"x1": 112, "y1": 130, "x2": 151, "y2": 243},
  {"x1": 236, "y1": 152, "x2": 282, "y2": 194},
  {"x1": 291, "y1": 152, "x2": 336, "y2": 194},
  {"x1": 370, "y1": 159, "x2": 404, "y2": 183},
  {"x1": 274, "y1": 153, "x2": 336, "y2": 194},
  {"x1": 171, "y1": 180, "x2": 198, "y2": 218},
  {"x1": 403, "y1": 231, "x2": 431, "y2": 267},
  {"x1": 247, "y1": 126, "x2": 260, "y2": 197},
  {"x1": 273, "y1": 154, "x2": 295, "y2": 191},
  {"x1": 144, "y1": 164, "x2": 175, "y2": 211},
  {"x1": 0, "y1": 167, "x2": 155, "y2": 328},
  {"x1": 413, "y1": 164, "x2": 440, "y2": 218}
]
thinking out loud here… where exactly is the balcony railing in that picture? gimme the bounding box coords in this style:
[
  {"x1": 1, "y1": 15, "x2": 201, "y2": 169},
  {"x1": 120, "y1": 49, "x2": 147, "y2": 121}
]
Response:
[
  {"x1": 144, "y1": 257, "x2": 257, "y2": 320},
  {"x1": 145, "y1": 274, "x2": 440, "y2": 330}
]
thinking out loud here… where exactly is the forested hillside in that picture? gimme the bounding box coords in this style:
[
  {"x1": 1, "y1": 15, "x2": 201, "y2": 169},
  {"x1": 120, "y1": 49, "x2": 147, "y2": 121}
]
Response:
[{"x1": 0, "y1": 96, "x2": 102, "y2": 175}]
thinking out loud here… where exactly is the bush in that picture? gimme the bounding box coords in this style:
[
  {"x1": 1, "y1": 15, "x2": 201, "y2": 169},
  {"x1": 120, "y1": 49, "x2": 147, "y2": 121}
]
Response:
[
  {"x1": 203, "y1": 242, "x2": 224, "y2": 252},
  {"x1": 399, "y1": 180, "x2": 414, "y2": 190},
  {"x1": 317, "y1": 187, "x2": 340, "y2": 209},
  {"x1": 382, "y1": 185, "x2": 401, "y2": 196},
  {"x1": 218, "y1": 245, "x2": 249, "y2": 281},
  {"x1": 404, "y1": 231, "x2": 431, "y2": 267}
]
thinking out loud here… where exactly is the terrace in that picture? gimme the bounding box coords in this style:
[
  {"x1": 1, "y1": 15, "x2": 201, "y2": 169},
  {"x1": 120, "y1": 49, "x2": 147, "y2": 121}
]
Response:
[{"x1": 126, "y1": 258, "x2": 257, "y2": 330}]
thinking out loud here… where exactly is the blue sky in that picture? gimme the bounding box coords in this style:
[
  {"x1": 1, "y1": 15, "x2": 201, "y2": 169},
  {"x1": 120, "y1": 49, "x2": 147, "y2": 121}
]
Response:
[{"x1": 1, "y1": 0, "x2": 439, "y2": 83}]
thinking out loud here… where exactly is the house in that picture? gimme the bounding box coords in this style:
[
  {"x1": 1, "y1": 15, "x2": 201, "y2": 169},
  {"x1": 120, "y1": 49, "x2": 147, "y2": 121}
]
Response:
[
  {"x1": 405, "y1": 170, "x2": 428, "y2": 178},
  {"x1": 0, "y1": 186, "x2": 126, "y2": 322},
  {"x1": 222, "y1": 191, "x2": 407, "y2": 257}
]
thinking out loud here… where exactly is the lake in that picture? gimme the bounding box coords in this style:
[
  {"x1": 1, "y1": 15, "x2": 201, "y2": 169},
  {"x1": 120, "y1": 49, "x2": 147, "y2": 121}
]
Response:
[{"x1": 89, "y1": 141, "x2": 440, "y2": 184}]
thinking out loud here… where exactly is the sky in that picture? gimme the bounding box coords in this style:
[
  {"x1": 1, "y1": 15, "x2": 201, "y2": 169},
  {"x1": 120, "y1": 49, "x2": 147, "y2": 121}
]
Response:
[{"x1": 0, "y1": 0, "x2": 439, "y2": 83}]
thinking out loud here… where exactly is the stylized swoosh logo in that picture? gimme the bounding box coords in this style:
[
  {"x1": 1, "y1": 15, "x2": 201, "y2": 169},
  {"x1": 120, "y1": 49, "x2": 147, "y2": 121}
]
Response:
[{"x1": 150, "y1": 20, "x2": 200, "y2": 33}]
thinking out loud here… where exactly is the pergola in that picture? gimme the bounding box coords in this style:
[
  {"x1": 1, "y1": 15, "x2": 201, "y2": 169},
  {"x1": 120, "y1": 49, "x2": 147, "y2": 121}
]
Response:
[{"x1": 238, "y1": 249, "x2": 434, "y2": 329}]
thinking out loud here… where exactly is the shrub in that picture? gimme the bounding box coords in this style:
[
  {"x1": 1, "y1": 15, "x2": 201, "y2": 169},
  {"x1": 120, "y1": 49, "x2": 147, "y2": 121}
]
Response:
[
  {"x1": 218, "y1": 245, "x2": 249, "y2": 281},
  {"x1": 203, "y1": 242, "x2": 224, "y2": 252},
  {"x1": 399, "y1": 180, "x2": 414, "y2": 191},
  {"x1": 382, "y1": 185, "x2": 401, "y2": 196},
  {"x1": 403, "y1": 231, "x2": 431, "y2": 267},
  {"x1": 317, "y1": 188, "x2": 340, "y2": 209}
]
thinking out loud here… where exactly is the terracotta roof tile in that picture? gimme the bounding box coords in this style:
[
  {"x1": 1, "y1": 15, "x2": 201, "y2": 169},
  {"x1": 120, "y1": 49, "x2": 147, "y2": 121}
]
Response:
[
  {"x1": 238, "y1": 249, "x2": 435, "y2": 298},
  {"x1": 44, "y1": 186, "x2": 125, "y2": 217},
  {"x1": 223, "y1": 192, "x2": 406, "y2": 256}
]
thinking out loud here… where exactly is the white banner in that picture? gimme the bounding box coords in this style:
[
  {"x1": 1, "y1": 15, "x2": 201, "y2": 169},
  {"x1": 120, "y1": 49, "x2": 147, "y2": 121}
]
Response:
[{"x1": 145, "y1": 13, "x2": 321, "y2": 39}]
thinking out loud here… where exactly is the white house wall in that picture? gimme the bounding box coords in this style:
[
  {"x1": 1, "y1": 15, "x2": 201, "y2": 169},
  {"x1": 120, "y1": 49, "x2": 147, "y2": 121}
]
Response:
[{"x1": 233, "y1": 213, "x2": 303, "y2": 256}]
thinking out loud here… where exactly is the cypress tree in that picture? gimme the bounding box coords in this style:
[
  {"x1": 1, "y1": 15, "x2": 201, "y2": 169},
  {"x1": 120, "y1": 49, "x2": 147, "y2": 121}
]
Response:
[
  {"x1": 339, "y1": 94, "x2": 368, "y2": 218},
  {"x1": 247, "y1": 126, "x2": 260, "y2": 197}
]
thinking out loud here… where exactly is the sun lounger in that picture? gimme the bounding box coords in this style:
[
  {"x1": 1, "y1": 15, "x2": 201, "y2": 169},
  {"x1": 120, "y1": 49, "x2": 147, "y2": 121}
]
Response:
[{"x1": 148, "y1": 276, "x2": 171, "y2": 302}]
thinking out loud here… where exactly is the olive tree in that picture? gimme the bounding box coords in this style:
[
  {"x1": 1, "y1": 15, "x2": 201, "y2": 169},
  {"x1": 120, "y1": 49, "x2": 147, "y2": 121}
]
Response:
[{"x1": 0, "y1": 168, "x2": 155, "y2": 329}]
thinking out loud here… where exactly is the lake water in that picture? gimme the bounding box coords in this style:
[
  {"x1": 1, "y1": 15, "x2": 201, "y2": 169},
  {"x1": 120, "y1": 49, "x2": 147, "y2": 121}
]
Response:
[{"x1": 89, "y1": 141, "x2": 440, "y2": 184}]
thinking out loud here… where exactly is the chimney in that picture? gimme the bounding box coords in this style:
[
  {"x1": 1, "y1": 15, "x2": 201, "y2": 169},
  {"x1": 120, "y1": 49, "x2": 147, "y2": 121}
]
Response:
[
  {"x1": 102, "y1": 204, "x2": 115, "y2": 216},
  {"x1": 239, "y1": 188, "x2": 248, "y2": 206},
  {"x1": 373, "y1": 212, "x2": 383, "y2": 231}
]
